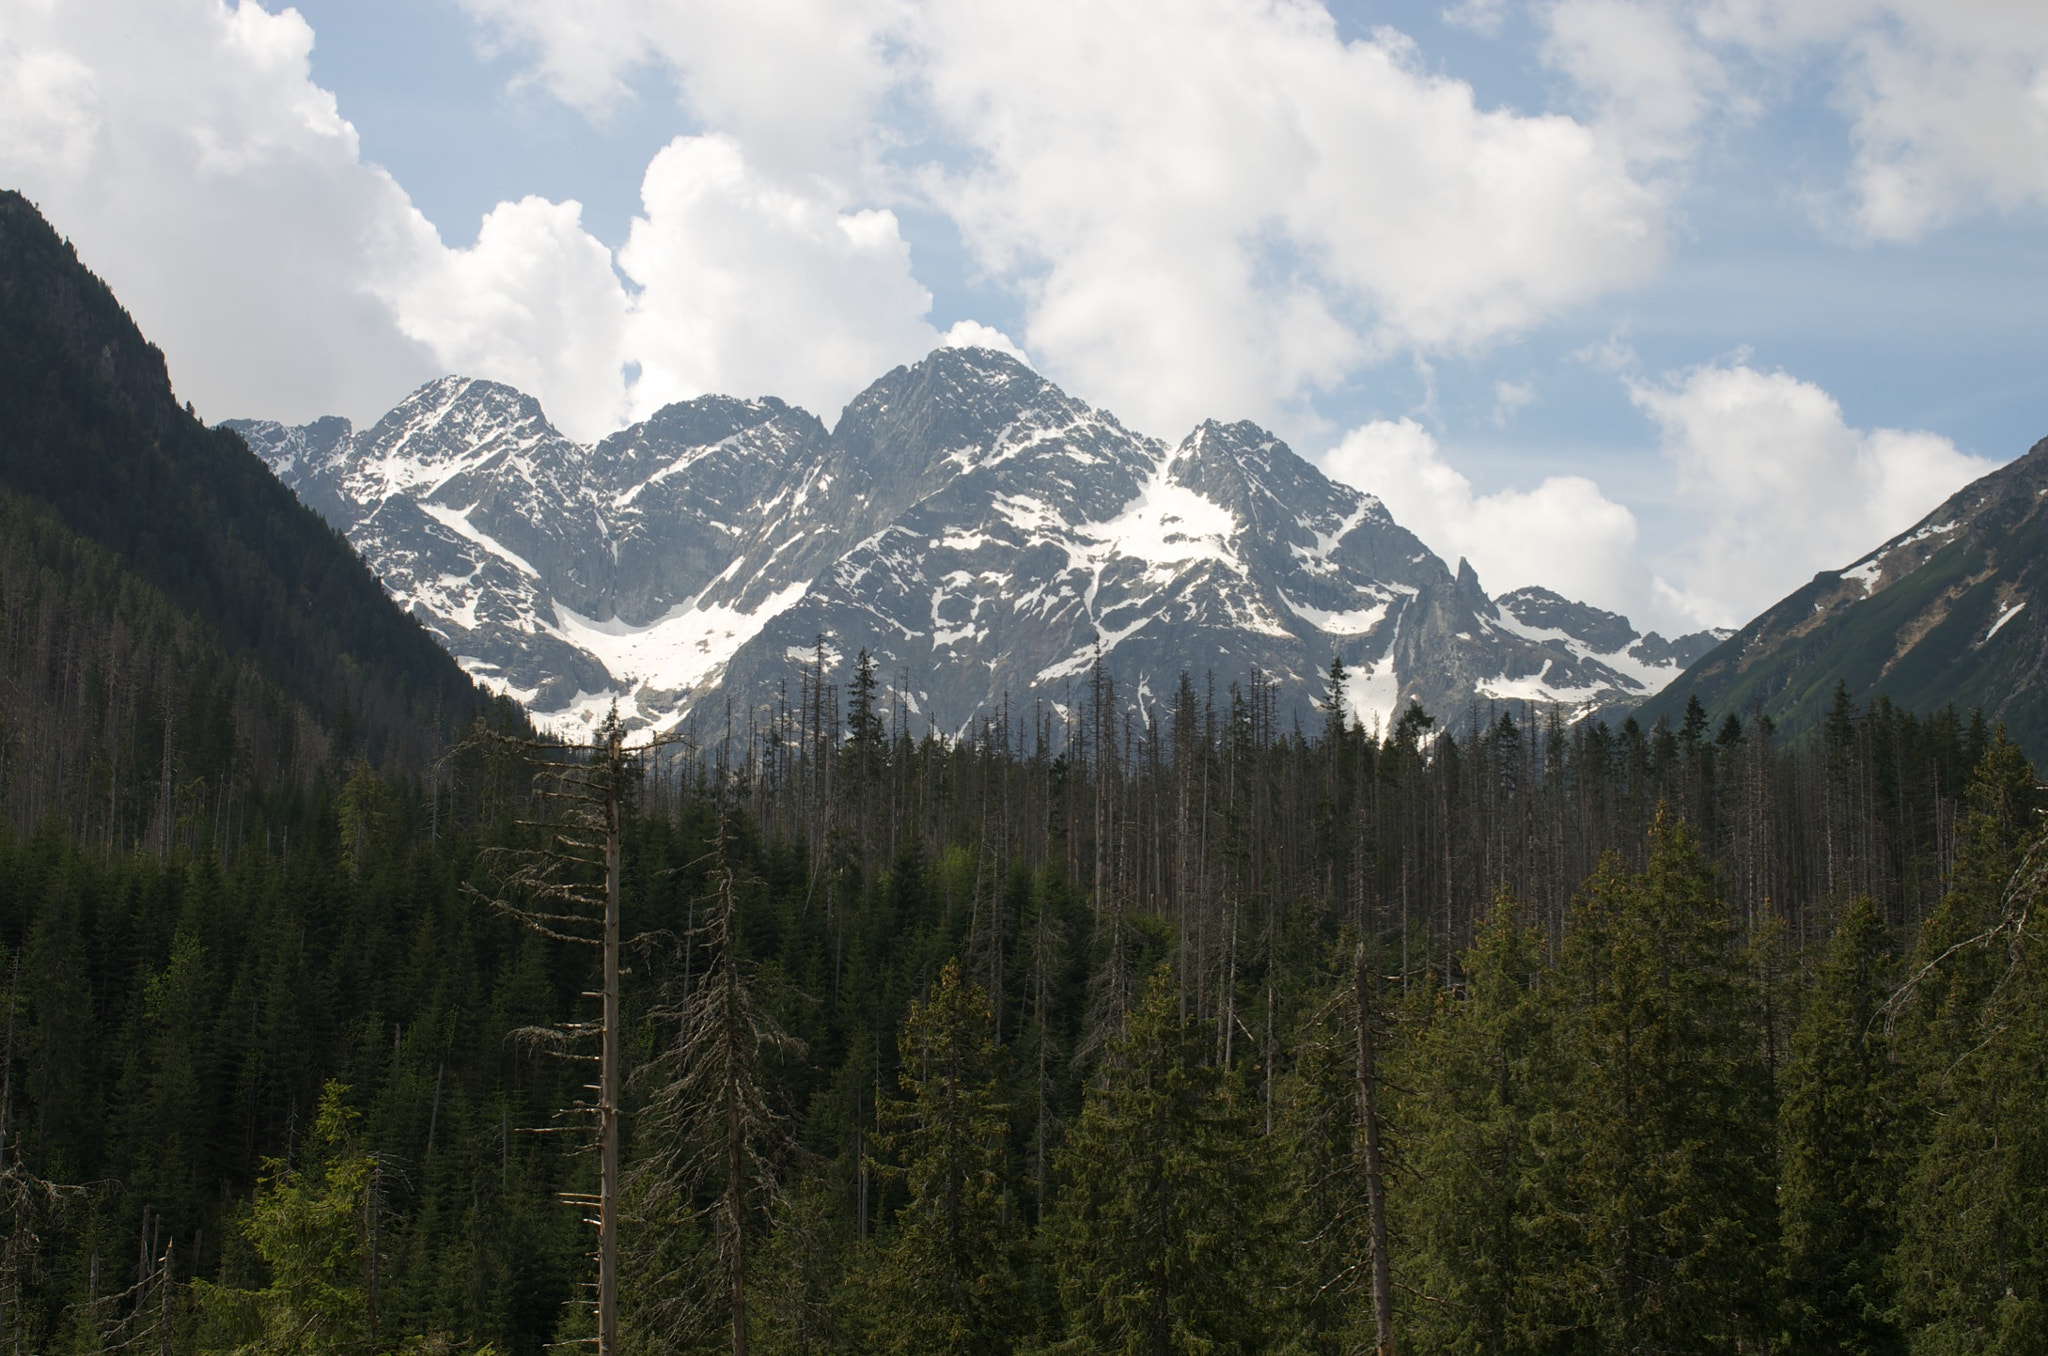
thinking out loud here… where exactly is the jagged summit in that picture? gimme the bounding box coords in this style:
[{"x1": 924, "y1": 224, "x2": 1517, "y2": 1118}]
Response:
[{"x1": 228, "y1": 347, "x2": 1720, "y2": 737}]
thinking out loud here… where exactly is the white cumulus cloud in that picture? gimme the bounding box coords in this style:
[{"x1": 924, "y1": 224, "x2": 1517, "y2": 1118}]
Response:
[
  {"x1": 0, "y1": 0, "x2": 443, "y2": 424},
  {"x1": 1320, "y1": 361, "x2": 1997, "y2": 637},
  {"x1": 1807, "y1": 0, "x2": 2048, "y2": 241},
  {"x1": 1320, "y1": 418, "x2": 1654, "y2": 624},
  {"x1": 1539, "y1": 0, "x2": 2048, "y2": 241},
  {"x1": 941, "y1": 320, "x2": 1031, "y2": 366},
  {"x1": 915, "y1": 0, "x2": 1665, "y2": 436},
  {"x1": 458, "y1": 0, "x2": 905, "y2": 179},
  {"x1": 1543, "y1": 0, "x2": 1734, "y2": 165},
  {"x1": 615, "y1": 134, "x2": 938, "y2": 423},
  {"x1": 1630, "y1": 360, "x2": 1997, "y2": 625},
  {"x1": 462, "y1": 0, "x2": 1669, "y2": 437},
  {"x1": 0, "y1": 1, "x2": 945, "y2": 441},
  {"x1": 387, "y1": 195, "x2": 634, "y2": 439}
]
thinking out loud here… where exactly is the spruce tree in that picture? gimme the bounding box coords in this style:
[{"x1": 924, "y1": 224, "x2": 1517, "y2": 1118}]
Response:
[
  {"x1": 1396, "y1": 894, "x2": 1554, "y2": 1355},
  {"x1": 1778, "y1": 895, "x2": 1902, "y2": 1356},
  {"x1": 624, "y1": 817, "x2": 802, "y2": 1356},
  {"x1": 193, "y1": 1081, "x2": 381, "y2": 1354},
  {"x1": 1281, "y1": 937, "x2": 1416, "y2": 1356},
  {"x1": 1890, "y1": 735, "x2": 2048, "y2": 1352},
  {"x1": 1044, "y1": 967, "x2": 1276, "y2": 1355},
  {"x1": 851, "y1": 962, "x2": 1022, "y2": 1356},
  {"x1": 1534, "y1": 819, "x2": 1774, "y2": 1353},
  {"x1": 1277, "y1": 973, "x2": 1370, "y2": 1355}
]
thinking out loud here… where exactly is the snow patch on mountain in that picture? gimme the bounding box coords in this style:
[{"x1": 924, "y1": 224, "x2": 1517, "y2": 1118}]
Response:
[
  {"x1": 1281, "y1": 590, "x2": 1391, "y2": 636},
  {"x1": 231, "y1": 348, "x2": 1722, "y2": 738},
  {"x1": 1344, "y1": 640, "x2": 1403, "y2": 736},
  {"x1": 552, "y1": 581, "x2": 810, "y2": 695},
  {"x1": 418, "y1": 502, "x2": 543, "y2": 579},
  {"x1": 1079, "y1": 459, "x2": 1240, "y2": 579}
]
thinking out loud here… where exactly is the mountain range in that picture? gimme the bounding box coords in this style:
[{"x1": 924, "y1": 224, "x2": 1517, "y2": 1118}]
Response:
[{"x1": 228, "y1": 352, "x2": 1722, "y2": 739}]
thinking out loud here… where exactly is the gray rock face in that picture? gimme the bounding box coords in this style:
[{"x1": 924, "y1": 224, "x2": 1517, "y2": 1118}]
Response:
[{"x1": 228, "y1": 349, "x2": 1719, "y2": 738}]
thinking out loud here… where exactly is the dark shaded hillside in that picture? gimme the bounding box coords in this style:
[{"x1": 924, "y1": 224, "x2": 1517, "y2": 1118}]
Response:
[
  {"x1": 0, "y1": 190, "x2": 487, "y2": 822},
  {"x1": 1638, "y1": 435, "x2": 2048, "y2": 758}
]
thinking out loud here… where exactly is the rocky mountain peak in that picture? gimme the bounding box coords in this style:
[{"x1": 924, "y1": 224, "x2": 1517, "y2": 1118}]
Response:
[
  {"x1": 232, "y1": 350, "x2": 1723, "y2": 739},
  {"x1": 1496, "y1": 586, "x2": 1636, "y2": 654},
  {"x1": 1454, "y1": 557, "x2": 1492, "y2": 613}
]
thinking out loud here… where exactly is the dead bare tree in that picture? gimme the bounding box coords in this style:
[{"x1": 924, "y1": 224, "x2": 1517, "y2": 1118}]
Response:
[
  {"x1": 466, "y1": 706, "x2": 682, "y2": 1356},
  {"x1": 0, "y1": 959, "x2": 82, "y2": 1355},
  {"x1": 625, "y1": 811, "x2": 803, "y2": 1355},
  {"x1": 1355, "y1": 941, "x2": 1396, "y2": 1356}
]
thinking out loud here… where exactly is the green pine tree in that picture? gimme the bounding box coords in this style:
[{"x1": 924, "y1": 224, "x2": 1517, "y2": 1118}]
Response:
[
  {"x1": 1396, "y1": 894, "x2": 1556, "y2": 1355},
  {"x1": 1778, "y1": 894, "x2": 1903, "y2": 1356},
  {"x1": 1533, "y1": 818, "x2": 1775, "y2": 1353},
  {"x1": 194, "y1": 1081, "x2": 381, "y2": 1355},
  {"x1": 1044, "y1": 966, "x2": 1277, "y2": 1355},
  {"x1": 1276, "y1": 978, "x2": 1369, "y2": 1354},
  {"x1": 850, "y1": 962, "x2": 1023, "y2": 1356},
  {"x1": 1890, "y1": 735, "x2": 2048, "y2": 1353}
]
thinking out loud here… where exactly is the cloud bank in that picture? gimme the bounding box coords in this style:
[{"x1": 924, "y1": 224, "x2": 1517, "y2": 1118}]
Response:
[
  {"x1": 0, "y1": 0, "x2": 441, "y2": 424},
  {"x1": 1, "y1": 0, "x2": 2037, "y2": 636},
  {"x1": 1318, "y1": 361, "x2": 1995, "y2": 635},
  {"x1": 454, "y1": 0, "x2": 1669, "y2": 436},
  {"x1": 1321, "y1": 418, "x2": 1654, "y2": 625},
  {"x1": 1536, "y1": 0, "x2": 2048, "y2": 240},
  {"x1": 1631, "y1": 361, "x2": 1997, "y2": 626}
]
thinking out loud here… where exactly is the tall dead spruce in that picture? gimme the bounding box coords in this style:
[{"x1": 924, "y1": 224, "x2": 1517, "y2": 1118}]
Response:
[
  {"x1": 467, "y1": 708, "x2": 674, "y2": 1355},
  {"x1": 626, "y1": 811, "x2": 802, "y2": 1355},
  {"x1": 0, "y1": 961, "x2": 81, "y2": 1355}
]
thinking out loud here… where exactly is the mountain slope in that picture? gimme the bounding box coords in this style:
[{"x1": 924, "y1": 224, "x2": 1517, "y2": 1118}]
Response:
[
  {"x1": 1637, "y1": 436, "x2": 2048, "y2": 755},
  {"x1": 235, "y1": 349, "x2": 1722, "y2": 737},
  {"x1": 0, "y1": 190, "x2": 488, "y2": 784}
]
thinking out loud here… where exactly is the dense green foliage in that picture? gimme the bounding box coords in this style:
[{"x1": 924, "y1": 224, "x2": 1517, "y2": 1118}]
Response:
[{"x1": 0, "y1": 641, "x2": 2041, "y2": 1353}]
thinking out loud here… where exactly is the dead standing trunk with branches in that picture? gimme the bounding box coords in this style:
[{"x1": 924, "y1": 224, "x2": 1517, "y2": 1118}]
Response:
[
  {"x1": 465, "y1": 707, "x2": 674, "y2": 1356},
  {"x1": 0, "y1": 960, "x2": 81, "y2": 1356},
  {"x1": 626, "y1": 810, "x2": 803, "y2": 1355},
  {"x1": 1356, "y1": 942, "x2": 1396, "y2": 1356}
]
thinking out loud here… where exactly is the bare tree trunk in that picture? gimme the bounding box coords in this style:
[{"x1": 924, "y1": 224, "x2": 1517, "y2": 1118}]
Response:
[
  {"x1": 600, "y1": 739, "x2": 622, "y2": 1356},
  {"x1": 157, "y1": 1239, "x2": 173, "y2": 1356},
  {"x1": 727, "y1": 968, "x2": 750, "y2": 1356},
  {"x1": 365, "y1": 1158, "x2": 382, "y2": 1347},
  {"x1": 1355, "y1": 942, "x2": 1395, "y2": 1356}
]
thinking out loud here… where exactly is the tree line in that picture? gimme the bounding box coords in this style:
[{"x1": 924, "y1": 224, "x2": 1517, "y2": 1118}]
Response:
[{"x1": 0, "y1": 647, "x2": 2039, "y2": 1354}]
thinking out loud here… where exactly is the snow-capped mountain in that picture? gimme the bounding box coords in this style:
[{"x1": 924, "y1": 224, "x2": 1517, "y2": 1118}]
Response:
[{"x1": 227, "y1": 348, "x2": 1721, "y2": 738}]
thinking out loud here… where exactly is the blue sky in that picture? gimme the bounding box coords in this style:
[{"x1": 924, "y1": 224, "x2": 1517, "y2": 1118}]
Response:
[{"x1": 4, "y1": 0, "x2": 2045, "y2": 634}]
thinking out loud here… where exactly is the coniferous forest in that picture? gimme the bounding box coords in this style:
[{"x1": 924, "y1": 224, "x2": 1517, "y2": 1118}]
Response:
[{"x1": 1, "y1": 630, "x2": 2045, "y2": 1355}]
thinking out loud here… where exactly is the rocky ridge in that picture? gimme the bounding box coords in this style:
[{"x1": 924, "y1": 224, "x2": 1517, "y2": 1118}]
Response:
[
  {"x1": 1638, "y1": 436, "x2": 2048, "y2": 758},
  {"x1": 228, "y1": 348, "x2": 1722, "y2": 738}
]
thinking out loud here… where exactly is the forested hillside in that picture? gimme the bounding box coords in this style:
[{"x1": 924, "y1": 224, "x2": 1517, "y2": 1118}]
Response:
[
  {"x1": 0, "y1": 189, "x2": 488, "y2": 843},
  {"x1": 0, "y1": 645, "x2": 2042, "y2": 1353}
]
